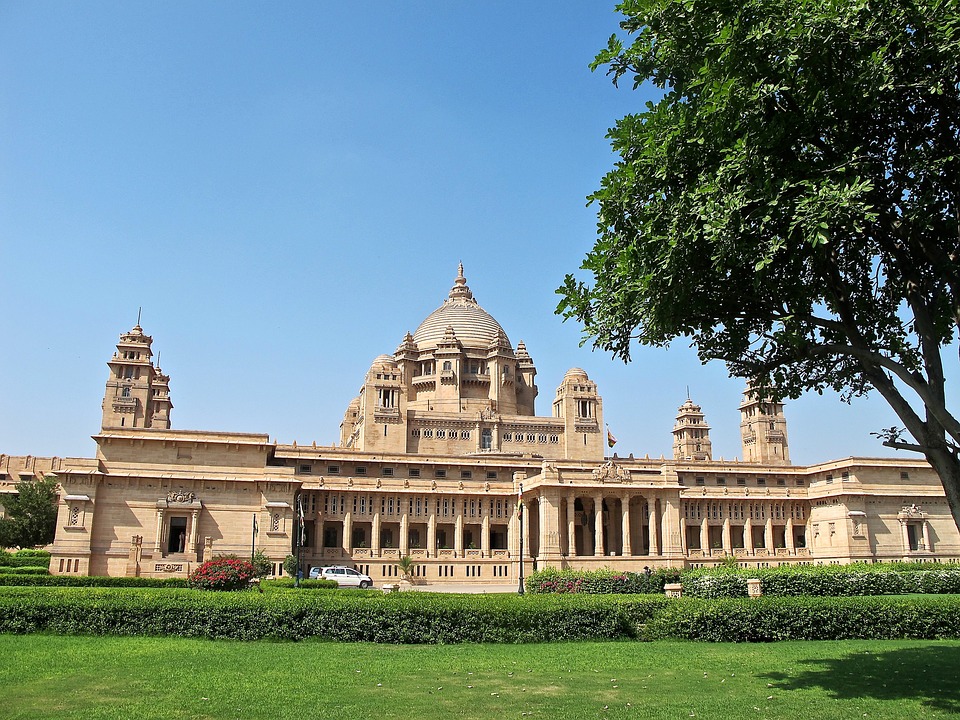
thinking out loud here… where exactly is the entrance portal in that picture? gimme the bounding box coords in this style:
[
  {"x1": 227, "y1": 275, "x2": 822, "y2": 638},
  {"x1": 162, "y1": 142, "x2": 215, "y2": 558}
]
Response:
[{"x1": 168, "y1": 516, "x2": 188, "y2": 553}]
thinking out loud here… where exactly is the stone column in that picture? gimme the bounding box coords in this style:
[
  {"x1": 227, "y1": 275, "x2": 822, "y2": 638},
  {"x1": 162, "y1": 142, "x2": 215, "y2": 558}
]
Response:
[
  {"x1": 722, "y1": 517, "x2": 732, "y2": 554},
  {"x1": 647, "y1": 498, "x2": 659, "y2": 556},
  {"x1": 901, "y1": 520, "x2": 910, "y2": 551},
  {"x1": 661, "y1": 497, "x2": 682, "y2": 557},
  {"x1": 400, "y1": 510, "x2": 409, "y2": 555},
  {"x1": 521, "y1": 499, "x2": 531, "y2": 558},
  {"x1": 372, "y1": 501, "x2": 381, "y2": 557},
  {"x1": 700, "y1": 515, "x2": 709, "y2": 552},
  {"x1": 594, "y1": 493, "x2": 605, "y2": 557},
  {"x1": 481, "y1": 513, "x2": 491, "y2": 557},
  {"x1": 455, "y1": 512, "x2": 464, "y2": 557},
  {"x1": 921, "y1": 521, "x2": 931, "y2": 550},
  {"x1": 342, "y1": 511, "x2": 353, "y2": 557},
  {"x1": 189, "y1": 509, "x2": 200, "y2": 553},
  {"x1": 567, "y1": 493, "x2": 577, "y2": 557},
  {"x1": 785, "y1": 516, "x2": 795, "y2": 551},
  {"x1": 427, "y1": 508, "x2": 436, "y2": 557},
  {"x1": 765, "y1": 516, "x2": 774, "y2": 552},
  {"x1": 621, "y1": 494, "x2": 632, "y2": 557},
  {"x1": 744, "y1": 518, "x2": 753, "y2": 554},
  {"x1": 154, "y1": 509, "x2": 165, "y2": 553},
  {"x1": 317, "y1": 519, "x2": 326, "y2": 554}
]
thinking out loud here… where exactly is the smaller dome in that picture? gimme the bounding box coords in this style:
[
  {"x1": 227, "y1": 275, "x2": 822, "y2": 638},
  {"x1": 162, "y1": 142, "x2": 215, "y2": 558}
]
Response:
[
  {"x1": 564, "y1": 367, "x2": 589, "y2": 380},
  {"x1": 369, "y1": 354, "x2": 397, "y2": 370}
]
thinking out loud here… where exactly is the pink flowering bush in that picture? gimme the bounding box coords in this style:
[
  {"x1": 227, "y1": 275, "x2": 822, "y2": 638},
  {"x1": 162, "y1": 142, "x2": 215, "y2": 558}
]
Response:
[{"x1": 188, "y1": 557, "x2": 256, "y2": 591}]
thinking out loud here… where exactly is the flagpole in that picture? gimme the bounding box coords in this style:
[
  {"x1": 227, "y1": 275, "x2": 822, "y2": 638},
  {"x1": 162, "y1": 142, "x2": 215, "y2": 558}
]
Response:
[
  {"x1": 251, "y1": 513, "x2": 258, "y2": 565},
  {"x1": 295, "y1": 494, "x2": 304, "y2": 588}
]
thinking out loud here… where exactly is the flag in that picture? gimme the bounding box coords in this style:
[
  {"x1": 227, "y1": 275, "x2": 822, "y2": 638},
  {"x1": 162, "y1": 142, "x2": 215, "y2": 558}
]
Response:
[
  {"x1": 297, "y1": 495, "x2": 306, "y2": 547},
  {"x1": 516, "y1": 482, "x2": 523, "y2": 511},
  {"x1": 252, "y1": 514, "x2": 258, "y2": 535},
  {"x1": 607, "y1": 425, "x2": 618, "y2": 448}
]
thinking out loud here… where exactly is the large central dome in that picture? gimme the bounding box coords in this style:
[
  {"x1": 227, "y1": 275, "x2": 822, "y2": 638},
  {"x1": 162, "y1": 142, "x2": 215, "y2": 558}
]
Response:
[{"x1": 411, "y1": 264, "x2": 510, "y2": 350}]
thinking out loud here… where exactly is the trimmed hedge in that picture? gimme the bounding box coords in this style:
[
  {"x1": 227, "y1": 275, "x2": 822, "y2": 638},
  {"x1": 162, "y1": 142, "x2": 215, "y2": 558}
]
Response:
[
  {"x1": 0, "y1": 551, "x2": 51, "y2": 568},
  {"x1": 0, "y1": 567, "x2": 49, "y2": 576},
  {"x1": 0, "y1": 587, "x2": 668, "y2": 642},
  {"x1": 526, "y1": 567, "x2": 681, "y2": 594},
  {"x1": 1, "y1": 586, "x2": 959, "y2": 643},
  {"x1": 0, "y1": 574, "x2": 189, "y2": 588},
  {"x1": 527, "y1": 562, "x2": 960, "y2": 598},
  {"x1": 643, "y1": 595, "x2": 960, "y2": 642},
  {"x1": 265, "y1": 578, "x2": 339, "y2": 590}
]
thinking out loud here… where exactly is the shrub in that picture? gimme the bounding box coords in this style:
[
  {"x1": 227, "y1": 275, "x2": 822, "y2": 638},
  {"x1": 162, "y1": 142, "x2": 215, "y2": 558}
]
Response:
[
  {"x1": 682, "y1": 569, "x2": 748, "y2": 599},
  {"x1": 0, "y1": 574, "x2": 188, "y2": 588},
  {"x1": 265, "y1": 577, "x2": 339, "y2": 590},
  {"x1": 526, "y1": 567, "x2": 680, "y2": 595},
  {"x1": 188, "y1": 558, "x2": 256, "y2": 591},
  {"x1": 643, "y1": 595, "x2": 960, "y2": 642},
  {"x1": 0, "y1": 551, "x2": 50, "y2": 568},
  {"x1": 283, "y1": 554, "x2": 299, "y2": 578},
  {"x1": 0, "y1": 586, "x2": 669, "y2": 642},
  {"x1": 251, "y1": 550, "x2": 272, "y2": 579},
  {"x1": 0, "y1": 566, "x2": 49, "y2": 575}
]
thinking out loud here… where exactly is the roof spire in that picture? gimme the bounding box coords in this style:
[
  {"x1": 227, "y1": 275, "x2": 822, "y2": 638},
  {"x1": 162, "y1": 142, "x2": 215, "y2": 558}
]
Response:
[{"x1": 448, "y1": 262, "x2": 475, "y2": 303}]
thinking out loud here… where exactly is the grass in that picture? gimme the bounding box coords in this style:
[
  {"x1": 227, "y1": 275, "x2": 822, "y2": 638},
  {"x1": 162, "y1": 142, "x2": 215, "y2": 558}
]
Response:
[{"x1": 1, "y1": 636, "x2": 959, "y2": 719}]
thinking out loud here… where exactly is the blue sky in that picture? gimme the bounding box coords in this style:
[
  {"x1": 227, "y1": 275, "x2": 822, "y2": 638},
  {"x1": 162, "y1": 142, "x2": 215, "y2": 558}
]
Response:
[{"x1": 1, "y1": 2, "x2": 950, "y2": 464}]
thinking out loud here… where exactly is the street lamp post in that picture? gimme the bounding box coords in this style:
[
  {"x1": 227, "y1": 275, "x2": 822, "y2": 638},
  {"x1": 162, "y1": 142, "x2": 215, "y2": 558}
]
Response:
[{"x1": 517, "y1": 482, "x2": 525, "y2": 595}]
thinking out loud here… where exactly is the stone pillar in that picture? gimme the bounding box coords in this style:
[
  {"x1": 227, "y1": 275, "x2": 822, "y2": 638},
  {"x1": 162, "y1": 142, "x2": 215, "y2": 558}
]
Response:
[
  {"x1": 785, "y1": 516, "x2": 795, "y2": 551},
  {"x1": 921, "y1": 521, "x2": 931, "y2": 550},
  {"x1": 593, "y1": 493, "x2": 605, "y2": 557},
  {"x1": 700, "y1": 516, "x2": 709, "y2": 552},
  {"x1": 154, "y1": 509, "x2": 164, "y2": 553},
  {"x1": 372, "y1": 504, "x2": 381, "y2": 557},
  {"x1": 647, "y1": 498, "x2": 659, "y2": 556},
  {"x1": 427, "y1": 509, "x2": 436, "y2": 557},
  {"x1": 455, "y1": 512, "x2": 464, "y2": 557},
  {"x1": 317, "y1": 519, "x2": 325, "y2": 553},
  {"x1": 400, "y1": 511, "x2": 409, "y2": 555},
  {"x1": 481, "y1": 513, "x2": 491, "y2": 557},
  {"x1": 189, "y1": 509, "x2": 200, "y2": 553},
  {"x1": 621, "y1": 494, "x2": 632, "y2": 557},
  {"x1": 901, "y1": 520, "x2": 910, "y2": 551},
  {"x1": 744, "y1": 518, "x2": 753, "y2": 554},
  {"x1": 765, "y1": 515, "x2": 774, "y2": 552},
  {"x1": 567, "y1": 493, "x2": 576, "y2": 557},
  {"x1": 521, "y1": 499, "x2": 531, "y2": 558},
  {"x1": 661, "y1": 497, "x2": 682, "y2": 556},
  {"x1": 342, "y1": 511, "x2": 353, "y2": 556},
  {"x1": 722, "y1": 517, "x2": 732, "y2": 553},
  {"x1": 539, "y1": 494, "x2": 548, "y2": 559}
]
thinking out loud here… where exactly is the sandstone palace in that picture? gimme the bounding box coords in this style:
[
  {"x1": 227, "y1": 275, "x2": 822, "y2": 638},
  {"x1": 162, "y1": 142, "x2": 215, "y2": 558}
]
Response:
[{"x1": 2, "y1": 266, "x2": 958, "y2": 584}]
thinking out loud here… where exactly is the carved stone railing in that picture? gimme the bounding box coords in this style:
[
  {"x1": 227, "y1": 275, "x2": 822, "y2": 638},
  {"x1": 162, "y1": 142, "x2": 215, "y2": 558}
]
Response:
[
  {"x1": 465, "y1": 549, "x2": 482, "y2": 558},
  {"x1": 352, "y1": 548, "x2": 371, "y2": 558},
  {"x1": 381, "y1": 549, "x2": 400, "y2": 559},
  {"x1": 437, "y1": 548, "x2": 456, "y2": 559},
  {"x1": 491, "y1": 549, "x2": 510, "y2": 558}
]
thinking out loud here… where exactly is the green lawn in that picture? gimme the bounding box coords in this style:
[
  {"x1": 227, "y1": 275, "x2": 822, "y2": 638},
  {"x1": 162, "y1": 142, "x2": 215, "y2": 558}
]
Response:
[{"x1": 1, "y1": 636, "x2": 958, "y2": 719}]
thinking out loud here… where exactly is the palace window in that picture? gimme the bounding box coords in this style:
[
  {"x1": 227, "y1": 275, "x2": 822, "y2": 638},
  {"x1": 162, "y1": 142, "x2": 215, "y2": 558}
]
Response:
[
  {"x1": 460, "y1": 470, "x2": 472, "y2": 480},
  {"x1": 355, "y1": 466, "x2": 367, "y2": 476},
  {"x1": 409, "y1": 468, "x2": 421, "y2": 478},
  {"x1": 435, "y1": 469, "x2": 446, "y2": 478},
  {"x1": 382, "y1": 467, "x2": 394, "y2": 477}
]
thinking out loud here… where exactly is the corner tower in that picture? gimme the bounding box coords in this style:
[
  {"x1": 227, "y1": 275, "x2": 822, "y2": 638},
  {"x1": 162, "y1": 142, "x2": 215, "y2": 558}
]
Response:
[
  {"x1": 739, "y1": 386, "x2": 790, "y2": 465},
  {"x1": 101, "y1": 324, "x2": 172, "y2": 430},
  {"x1": 672, "y1": 397, "x2": 712, "y2": 461}
]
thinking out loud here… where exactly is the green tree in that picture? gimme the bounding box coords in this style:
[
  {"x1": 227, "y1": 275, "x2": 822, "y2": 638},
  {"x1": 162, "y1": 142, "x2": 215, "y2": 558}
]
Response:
[
  {"x1": 0, "y1": 475, "x2": 59, "y2": 549},
  {"x1": 251, "y1": 549, "x2": 272, "y2": 579},
  {"x1": 283, "y1": 554, "x2": 299, "y2": 578},
  {"x1": 558, "y1": 1, "x2": 960, "y2": 525}
]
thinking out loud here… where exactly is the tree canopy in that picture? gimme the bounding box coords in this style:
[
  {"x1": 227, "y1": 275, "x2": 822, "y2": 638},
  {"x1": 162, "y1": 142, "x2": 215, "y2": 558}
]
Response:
[
  {"x1": 558, "y1": 0, "x2": 960, "y2": 524},
  {"x1": 0, "y1": 476, "x2": 58, "y2": 549}
]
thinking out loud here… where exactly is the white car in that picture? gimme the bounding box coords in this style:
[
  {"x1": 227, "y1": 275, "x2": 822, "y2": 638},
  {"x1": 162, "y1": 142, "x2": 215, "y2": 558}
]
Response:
[{"x1": 310, "y1": 565, "x2": 373, "y2": 588}]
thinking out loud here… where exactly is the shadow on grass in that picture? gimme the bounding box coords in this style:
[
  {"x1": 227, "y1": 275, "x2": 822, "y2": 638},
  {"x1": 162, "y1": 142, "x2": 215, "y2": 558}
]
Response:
[{"x1": 761, "y1": 646, "x2": 960, "y2": 714}]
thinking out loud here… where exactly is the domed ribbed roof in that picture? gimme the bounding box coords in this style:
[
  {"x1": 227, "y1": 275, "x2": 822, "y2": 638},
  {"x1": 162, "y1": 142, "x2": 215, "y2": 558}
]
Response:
[
  {"x1": 369, "y1": 354, "x2": 398, "y2": 369},
  {"x1": 412, "y1": 264, "x2": 510, "y2": 350}
]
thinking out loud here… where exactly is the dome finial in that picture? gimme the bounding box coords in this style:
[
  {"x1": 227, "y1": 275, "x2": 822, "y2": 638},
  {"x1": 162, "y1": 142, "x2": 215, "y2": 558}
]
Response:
[{"x1": 448, "y1": 261, "x2": 474, "y2": 302}]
